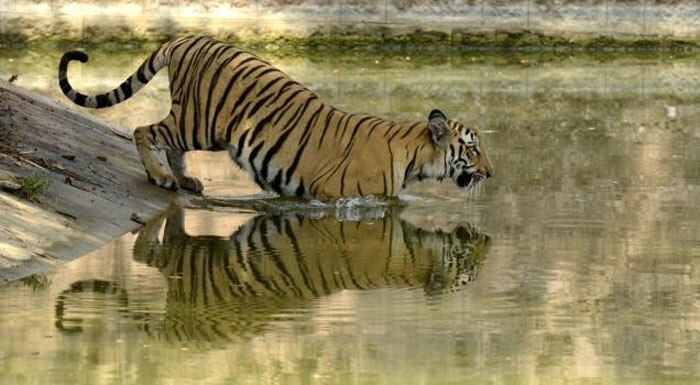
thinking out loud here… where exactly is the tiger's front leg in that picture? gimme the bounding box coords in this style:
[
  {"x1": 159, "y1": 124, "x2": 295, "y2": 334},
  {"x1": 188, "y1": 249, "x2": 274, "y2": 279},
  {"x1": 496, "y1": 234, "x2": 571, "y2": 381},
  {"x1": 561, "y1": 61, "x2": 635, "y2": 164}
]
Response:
[{"x1": 166, "y1": 149, "x2": 203, "y2": 193}]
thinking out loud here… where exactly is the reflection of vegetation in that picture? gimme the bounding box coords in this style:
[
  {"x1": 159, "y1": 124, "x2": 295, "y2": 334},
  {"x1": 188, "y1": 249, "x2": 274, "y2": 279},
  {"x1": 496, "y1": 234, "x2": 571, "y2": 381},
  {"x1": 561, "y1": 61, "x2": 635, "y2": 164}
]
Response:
[
  {"x1": 19, "y1": 274, "x2": 51, "y2": 290},
  {"x1": 54, "y1": 280, "x2": 128, "y2": 334}
]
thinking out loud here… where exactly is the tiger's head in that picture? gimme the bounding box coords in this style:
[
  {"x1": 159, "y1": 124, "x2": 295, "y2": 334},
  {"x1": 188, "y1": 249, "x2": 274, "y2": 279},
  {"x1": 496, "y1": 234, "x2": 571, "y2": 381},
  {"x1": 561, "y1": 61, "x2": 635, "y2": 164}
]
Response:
[
  {"x1": 428, "y1": 109, "x2": 494, "y2": 190},
  {"x1": 423, "y1": 224, "x2": 491, "y2": 295}
]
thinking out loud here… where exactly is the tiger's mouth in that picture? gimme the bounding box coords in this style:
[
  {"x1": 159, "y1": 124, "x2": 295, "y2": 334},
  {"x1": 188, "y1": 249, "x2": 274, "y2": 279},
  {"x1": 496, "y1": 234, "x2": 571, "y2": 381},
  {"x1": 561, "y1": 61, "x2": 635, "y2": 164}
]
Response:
[{"x1": 456, "y1": 172, "x2": 483, "y2": 189}]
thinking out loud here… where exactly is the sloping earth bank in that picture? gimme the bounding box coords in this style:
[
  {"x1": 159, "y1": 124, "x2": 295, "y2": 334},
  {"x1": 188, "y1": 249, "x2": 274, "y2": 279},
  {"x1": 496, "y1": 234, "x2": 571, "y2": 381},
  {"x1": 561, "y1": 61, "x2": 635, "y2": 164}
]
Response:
[{"x1": 0, "y1": 81, "x2": 175, "y2": 283}]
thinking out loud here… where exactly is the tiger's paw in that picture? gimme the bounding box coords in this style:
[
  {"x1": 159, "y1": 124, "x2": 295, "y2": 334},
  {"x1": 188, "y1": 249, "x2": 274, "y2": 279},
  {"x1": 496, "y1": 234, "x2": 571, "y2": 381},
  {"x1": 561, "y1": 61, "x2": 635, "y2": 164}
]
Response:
[
  {"x1": 147, "y1": 173, "x2": 179, "y2": 191},
  {"x1": 180, "y1": 176, "x2": 204, "y2": 194}
]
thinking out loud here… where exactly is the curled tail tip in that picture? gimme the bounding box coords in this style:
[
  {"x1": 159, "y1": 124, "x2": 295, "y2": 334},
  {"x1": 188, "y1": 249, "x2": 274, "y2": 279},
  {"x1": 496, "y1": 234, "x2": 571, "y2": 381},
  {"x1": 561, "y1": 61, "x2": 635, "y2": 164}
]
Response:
[
  {"x1": 59, "y1": 51, "x2": 89, "y2": 72},
  {"x1": 63, "y1": 51, "x2": 89, "y2": 63}
]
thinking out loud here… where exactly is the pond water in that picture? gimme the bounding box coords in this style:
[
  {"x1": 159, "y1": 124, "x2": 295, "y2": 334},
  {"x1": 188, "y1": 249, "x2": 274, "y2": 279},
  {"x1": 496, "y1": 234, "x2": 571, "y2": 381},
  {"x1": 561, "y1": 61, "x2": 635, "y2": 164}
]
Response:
[{"x1": 0, "y1": 46, "x2": 699, "y2": 384}]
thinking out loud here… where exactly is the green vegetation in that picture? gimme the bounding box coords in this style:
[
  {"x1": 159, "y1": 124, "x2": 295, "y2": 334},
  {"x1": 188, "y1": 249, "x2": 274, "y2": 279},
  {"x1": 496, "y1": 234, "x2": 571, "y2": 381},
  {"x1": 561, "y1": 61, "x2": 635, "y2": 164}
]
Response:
[
  {"x1": 15, "y1": 174, "x2": 52, "y2": 202},
  {"x1": 2, "y1": 22, "x2": 700, "y2": 54}
]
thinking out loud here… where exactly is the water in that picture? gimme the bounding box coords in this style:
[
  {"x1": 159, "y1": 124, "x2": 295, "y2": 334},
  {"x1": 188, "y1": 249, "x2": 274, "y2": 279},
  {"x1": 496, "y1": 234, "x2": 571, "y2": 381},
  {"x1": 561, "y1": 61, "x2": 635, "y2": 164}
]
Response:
[{"x1": 1, "y1": 46, "x2": 699, "y2": 384}]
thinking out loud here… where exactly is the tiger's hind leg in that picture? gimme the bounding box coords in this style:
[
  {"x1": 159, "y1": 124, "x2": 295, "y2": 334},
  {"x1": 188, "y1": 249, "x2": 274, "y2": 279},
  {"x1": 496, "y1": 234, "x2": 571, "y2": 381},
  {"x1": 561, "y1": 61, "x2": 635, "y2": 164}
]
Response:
[
  {"x1": 134, "y1": 112, "x2": 204, "y2": 193},
  {"x1": 133, "y1": 123, "x2": 178, "y2": 190}
]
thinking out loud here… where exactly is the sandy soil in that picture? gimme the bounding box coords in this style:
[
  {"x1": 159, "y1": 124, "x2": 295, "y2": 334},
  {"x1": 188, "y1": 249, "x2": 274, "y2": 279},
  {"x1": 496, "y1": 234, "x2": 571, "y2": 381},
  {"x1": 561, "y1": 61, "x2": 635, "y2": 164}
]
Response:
[{"x1": 0, "y1": 81, "x2": 176, "y2": 284}]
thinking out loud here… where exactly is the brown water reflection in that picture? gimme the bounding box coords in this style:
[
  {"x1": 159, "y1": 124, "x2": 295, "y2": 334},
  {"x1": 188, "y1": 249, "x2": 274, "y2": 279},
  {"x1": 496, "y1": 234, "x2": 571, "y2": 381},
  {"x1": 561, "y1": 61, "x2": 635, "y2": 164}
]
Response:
[{"x1": 0, "y1": 48, "x2": 699, "y2": 384}]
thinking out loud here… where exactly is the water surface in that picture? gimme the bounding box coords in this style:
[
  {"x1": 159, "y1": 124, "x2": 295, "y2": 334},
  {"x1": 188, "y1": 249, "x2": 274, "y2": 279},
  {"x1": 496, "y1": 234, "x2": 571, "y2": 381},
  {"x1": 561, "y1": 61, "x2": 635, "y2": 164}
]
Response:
[{"x1": 0, "y1": 47, "x2": 698, "y2": 384}]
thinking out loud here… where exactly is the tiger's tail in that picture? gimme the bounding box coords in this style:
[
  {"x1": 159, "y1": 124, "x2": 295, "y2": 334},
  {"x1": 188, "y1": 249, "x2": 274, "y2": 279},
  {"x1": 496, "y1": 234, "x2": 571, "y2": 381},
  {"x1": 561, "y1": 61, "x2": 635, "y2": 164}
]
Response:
[{"x1": 58, "y1": 44, "x2": 170, "y2": 109}]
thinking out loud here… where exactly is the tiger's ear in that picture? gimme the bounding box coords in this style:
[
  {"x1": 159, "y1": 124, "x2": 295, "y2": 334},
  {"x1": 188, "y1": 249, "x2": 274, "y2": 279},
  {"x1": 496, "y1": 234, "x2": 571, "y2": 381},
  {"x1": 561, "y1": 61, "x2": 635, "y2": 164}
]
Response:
[{"x1": 428, "y1": 109, "x2": 449, "y2": 148}]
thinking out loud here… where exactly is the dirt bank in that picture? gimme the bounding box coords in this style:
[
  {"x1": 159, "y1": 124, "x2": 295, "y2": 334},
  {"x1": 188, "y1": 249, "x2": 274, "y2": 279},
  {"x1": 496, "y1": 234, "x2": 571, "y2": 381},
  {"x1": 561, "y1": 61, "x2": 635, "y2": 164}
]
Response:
[{"x1": 0, "y1": 81, "x2": 175, "y2": 284}]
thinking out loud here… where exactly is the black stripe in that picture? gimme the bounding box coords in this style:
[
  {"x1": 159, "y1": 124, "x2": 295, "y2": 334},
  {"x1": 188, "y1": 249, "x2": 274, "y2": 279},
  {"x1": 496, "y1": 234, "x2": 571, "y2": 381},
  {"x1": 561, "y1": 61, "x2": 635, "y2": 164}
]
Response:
[
  {"x1": 258, "y1": 96, "x2": 316, "y2": 177},
  {"x1": 189, "y1": 247, "x2": 201, "y2": 303},
  {"x1": 315, "y1": 262, "x2": 333, "y2": 295},
  {"x1": 340, "y1": 166, "x2": 349, "y2": 196},
  {"x1": 230, "y1": 238, "x2": 255, "y2": 296},
  {"x1": 284, "y1": 224, "x2": 319, "y2": 297},
  {"x1": 403, "y1": 147, "x2": 419, "y2": 185},
  {"x1": 270, "y1": 215, "x2": 283, "y2": 235},
  {"x1": 272, "y1": 90, "x2": 309, "y2": 126},
  {"x1": 187, "y1": 40, "x2": 219, "y2": 150},
  {"x1": 234, "y1": 129, "x2": 250, "y2": 159},
  {"x1": 270, "y1": 170, "x2": 283, "y2": 194},
  {"x1": 221, "y1": 77, "x2": 289, "y2": 146},
  {"x1": 246, "y1": 77, "x2": 286, "y2": 118},
  {"x1": 176, "y1": 41, "x2": 216, "y2": 150},
  {"x1": 250, "y1": 81, "x2": 297, "y2": 124},
  {"x1": 313, "y1": 113, "x2": 367, "y2": 191},
  {"x1": 251, "y1": 76, "x2": 286, "y2": 107},
  {"x1": 308, "y1": 148, "x2": 351, "y2": 195},
  {"x1": 95, "y1": 94, "x2": 110, "y2": 108},
  {"x1": 244, "y1": 108, "x2": 278, "y2": 146},
  {"x1": 295, "y1": 178, "x2": 305, "y2": 197},
  {"x1": 167, "y1": 110, "x2": 186, "y2": 150},
  {"x1": 387, "y1": 123, "x2": 408, "y2": 143},
  {"x1": 387, "y1": 146, "x2": 395, "y2": 195},
  {"x1": 156, "y1": 124, "x2": 175, "y2": 148},
  {"x1": 259, "y1": 126, "x2": 294, "y2": 180},
  {"x1": 366, "y1": 120, "x2": 387, "y2": 137},
  {"x1": 178, "y1": 86, "x2": 193, "y2": 149},
  {"x1": 335, "y1": 113, "x2": 352, "y2": 139},
  {"x1": 243, "y1": 230, "x2": 281, "y2": 295},
  {"x1": 73, "y1": 93, "x2": 87, "y2": 106},
  {"x1": 148, "y1": 126, "x2": 158, "y2": 142},
  {"x1": 203, "y1": 46, "x2": 238, "y2": 145},
  {"x1": 246, "y1": 88, "x2": 304, "y2": 139},
  {"x1": 249, "y1": 140, "x2": 265, "y2": 162},
  {"x1": 136, "y1": 68, "x2": 149, "y2": 84},
  {"x1": 399, "y1": 122, "x2": 424, "y2": 139},
  {"x1": 228, "y1": 67, "x2": 276, "y2": 118},
  {"x1": 316, "y1": 108, "x2": 335, "y2": 149},
  {"x1": 248, "y1": 141, "x2": 266, "y2": 185},
  {"x1": 170, "y1": 36, "x2": 208, "y2": 89},
  {"x1": 147, "y1": 55, "x2": 157, "y2": 76},
  {"x1": 284, "y1": 105, "x2": 323, "y2": 183},
  {"x1": 259, "y1": 230, "x2": 302, "y2": 297},
  {"x1": 211, "y1": 58, "x2": 265, "y2": 136},
  {"x1": 205, "y1": 51, "x2": 249, "y2": 138},
  {"x1": 346, "y1": 116, "x2": 373, "y2": 140},
  {"x1": 119, "y1": 81, "x2": 133, "y2": 100},
  {"x1": 193, "y1": 44, "x2": 227, "y2": 149}
]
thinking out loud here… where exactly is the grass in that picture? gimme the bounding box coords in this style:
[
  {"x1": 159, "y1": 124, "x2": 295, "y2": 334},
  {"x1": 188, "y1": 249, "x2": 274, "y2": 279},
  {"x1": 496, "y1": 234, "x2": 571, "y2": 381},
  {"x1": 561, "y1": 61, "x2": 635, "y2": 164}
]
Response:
[{"x1": 15, "y1": 174, "x2": 52, "y2": 202}]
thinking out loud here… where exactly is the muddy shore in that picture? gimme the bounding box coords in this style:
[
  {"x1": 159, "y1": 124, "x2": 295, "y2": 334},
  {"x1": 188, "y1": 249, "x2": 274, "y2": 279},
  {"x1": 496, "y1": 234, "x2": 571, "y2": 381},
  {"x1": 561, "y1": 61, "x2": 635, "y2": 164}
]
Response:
[{"x1": 0, "y1": 81, "x2": 175, "y2": 283}]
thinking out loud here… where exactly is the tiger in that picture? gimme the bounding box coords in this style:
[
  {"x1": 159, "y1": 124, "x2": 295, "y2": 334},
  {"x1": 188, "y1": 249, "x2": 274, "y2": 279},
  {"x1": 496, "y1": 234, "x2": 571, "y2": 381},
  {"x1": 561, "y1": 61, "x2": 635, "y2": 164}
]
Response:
[
  {"x1": 58, "y1": 35, "x2": 493, "y2": 200},
  {"x1": 123, "y1": 205, "x2": 491, "y2": 343}
]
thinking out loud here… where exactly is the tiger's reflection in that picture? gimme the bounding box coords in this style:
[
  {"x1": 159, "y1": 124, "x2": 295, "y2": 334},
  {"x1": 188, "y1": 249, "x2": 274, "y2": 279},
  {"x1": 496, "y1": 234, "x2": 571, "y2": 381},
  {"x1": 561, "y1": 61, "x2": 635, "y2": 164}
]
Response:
[
  {"x1": 137, "y1": 206, "x2": 488, "y2": 342},
  {"x1": 57, "y1": 206, "x2": 490, "y2": 344}
]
